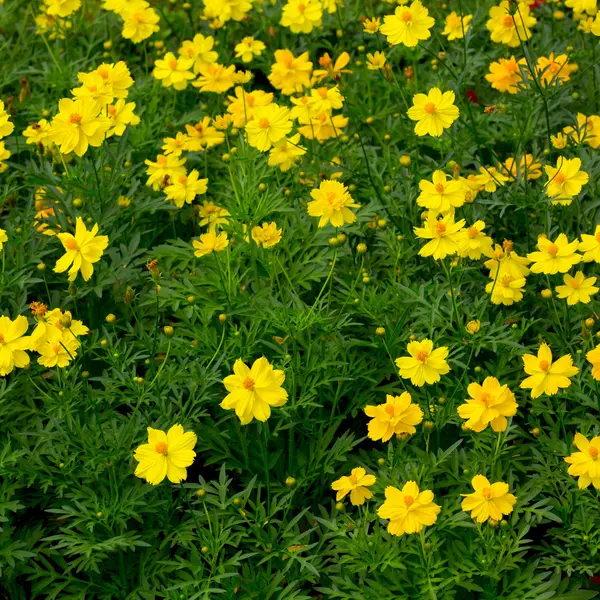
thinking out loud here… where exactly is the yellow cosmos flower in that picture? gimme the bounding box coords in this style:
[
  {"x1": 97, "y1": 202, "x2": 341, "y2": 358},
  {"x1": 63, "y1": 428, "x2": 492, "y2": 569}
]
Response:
[
  {"x1": 564, "y1": 432, "x2": 600, "y2": 489},
  {"x1": 485, "y1": 56, "x2": 527, "y2": 94},
  {"x1": 474, "y1": 166, "x2": 509, "y2": 192},
  {"x1": 442, "y1": 11, "x2": 472, "y2": 40},
  {"x1": 30, "y1": 306, "x2": 88, "y2": 352},
  {"x1": 586, "y1": 344, "x2": 600, "y2": 380},
  {"x1": 245, "y1": 103, "x2": 292, "y2": 152},
  {"x1": 486, "y1": 1, "x2": 536, "y2": 47},
  {"x1": 45, "y1": 0, "x2": 81, "y2": 18},
  {"x1": 106, "y1": 99, "x2": 139, "y2": 137},
  {"x1": 579, "y1": 225, "x2": 600, "y2": 262},
  {"x1": 378, "y1": 482, "x2": 441, "y2": 536},
  {"x1": 0, "y1": 141, "x2": 10, "y2": 173},
  {"x1": 380, "y1": 0, "x2": 435, "y2": 47},
  {"x1": 307, "y1": 180, "x2": 359, "y2": 228},
  {"x1": 527, "y1": 234, "x2": 582, "y2": 275},
  {"x1": 461, "y1": 476, "x2": 516, "y2": 523},
  {"x1": 193, "y1": 63, "x2": 236, "y2": 94},
  {"x1": 363, "y1": 17, "x2": 382, "y2": 34},
  {"x1": 544, "y1": 157, "x2": 589, "y2": 203},
  {"x1": 234, "y1": 36, "x2": 265, "y2": 63},
  {"x1": 536, "y1": 53, "x2": 578, "y2": 87},
  {"x1": 251, "y1": 222, "x2": 282, "y2": 248},
  {"x1": 227, "y1": 87, "x2": 274, "y2": 128},
  {"x1": 268, "y1": 50, "x2": 313, "y2": 96},
  {"x1": 414, "y1": 213, "x2": 466, "y2": 260},
  {"x1": 0, "y1": 229, "x2": 7, "y2": 251},
  {"x1": 220, "y1": 357, "x2": 288, "y2": 425},
  {"x1": 407, "y1": 88, "x2": 459, "y2": 137},
  {"x1": 94, "y1": 61, "x2": 134, "y2": 99},
  {"x1": 152, "y1": 52, "x2": 195, "y2": 90},
  {"x1": 312, "y1": 52, "x2": 351, "y2": 83},
  {"x1": 121, "y1": 5, "x2": 160, "y2": 44},
  {"x1": 565, "y1": 0, "x2": 597, "y2": 14},
  {"x1": 395, "y1": 339, "x2": 450, "y2": 387},
  {"x1": 183, "y1": 117, "x2": 225, "y2": 152},
  {"x1": 502, "y1": 154, "x2": 542, "y2": 180},
  {"x1": 458, "y1": 220, "x2": 494, "y2": 260},
  {"x1": 520, "y1": 343, "x2": 579, "y2": 398},
  {"x1": 198, "y1": 201, "x2": 230, "y2": 231},
  {"x1": 366, "y1": 51, "x2": 387, "y2": 70},
  {"x1": 134, "y1": 425, "x2": 197, "y2": 485},
  {"x1": 23, "y1": 119, "x2": 51, "y2": 145},
  {"x1": 555, "y1": 271, "x2": 598, "y2": 305},
  {"x1": 484, "y1": 242, "x2": 530, "y2": 280},
  {"x1": 485, "y1": 273, "x2": 526, "y2": 305},
  {"x1": 48, "y1": 97, "x2": 110, "y2": 157},
  {"x1": 364, "y1": 392, "x2": 424, "y2": 442},
  {"x1": 298, "y1": 112, "x2": 348, "y2": 141},
  {"x1": 192, "y1": 231, "x2": 229, "y2": 257},
  {"x1": 145, "y1": 154, "x2": 187, "y2": 190},
  {"x1": 0, "y1": 315, "x2": 31, "y2": 376},
  {"x1": 179, "y1": 34, "x2": 219, "y2": 74},
  {"x1": 563, "y1": 113, "x2": 600, "y2": 148},
  {"x1": 417, "y1": 170, "x2": 466, "y2": 213},
  {"x1": 268, "y1": 133, "x2": 306, "y2": 172},
  {"x1": 457, "y1": 376, "x2": 517, "y2": 432},
  {"x1": 54, "y1": 217, "x2": 109, "y2": 282},
  {"x1": 331, "y1": 468, "x2": 376, "y2": 506},
  {"x1": 37, "y1": 336, "x2": 79, "y2": 368},
  {"x1": 280, "y1": 0, "x2": 322, "y2": 33},
  {"x1": 0, "y1": 100, "x2": 15, "y2": 138},
  {"x1": 164, "y1": 170, "x2": 208, "y2": 208}
]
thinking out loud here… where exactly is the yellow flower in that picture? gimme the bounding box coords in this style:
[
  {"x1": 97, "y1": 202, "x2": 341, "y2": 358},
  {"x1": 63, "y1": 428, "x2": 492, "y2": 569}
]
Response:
[
  {"x1": 183, "y1": 117, "x2": 225, "y2": 151},
  {"x1": 234, "y1": 36, "x2": 265, "y2": 63},
  {"x1": 364, "y1": 392, "x2": 424, "y2": 441},
  {"x1": 0, "y1": 100, "x2": 15, "y2": 138},
  {"x1": 203, "y1": 0, "x2": 253, "y2": 23},
  {"x1": 484, "y1": 242, "x2": 530, "y2": 280},
  {"x1": 551, "y1": 132, "x2": 569, "y2": 149},
  {"x1": 251, "y1": 222, "x2": 282, "y2": 248},
  {"x1": 23, "y1": 119, "x2": 51, "y2": 145},
  {"x1": 380, "y1": 0, "x2": 435, "y2": 47},
  {"x1": 121, "y1": 5, "x2": 160, "y2": 43},
  {"x1": 461, "y1": 476, "x2": 516, "y2": 523},
  {"x1": 280, "y1": 0, "x2": 322, "y2": 33},
  {"x1": 502, "y1": 154, "x2": 542, "y2": 180},
  {"x1": 536, "y1": 53, "x2": 578, "y2": 87},
  {"x1": 565, "y1": 0, "x2": 597, "y2": 15},
  {"x1": 179, "y1": 34, "x2": 219, "y2": 74},
  {"x1": 417, "y1": 170, "x2": 466, "y2": 213},
  {"x1": 0, "y1": 315, "x2": 31, "y2": 376},
  {"x1": 198, "y1": 201, "x2": 230, "y2": 231},
  {"x1": 555, "y1": 271, "x2": 598, "y2": 305},
  {"x1": 586, "y1": 344, "x2": 600, "y2": 380},
  {"x1": 193, "y1": 63, "x2": 236, "y2": 94},
  {"x1": 71, "y1": 71, "x2": 114, "y2": 105},
  {"x1": 44, "y1": 0, "x2": 81, "y2": 18},
  {"x1": 414, "y1": 213, "x2": 466, "y2": 260},
  {"x1": 220, "y1": 357, "x2": 288, "y2": 425},
  {"x1": 54, "y1": 217, "x2": 109, "y2": 282},
  {"x1": 165, "y1": 170, "x2": 208, "y2": 208},
  {"x1": 312, "y1": 52, "x2": 351, "y2": 83},
  {"x1": 564, "y1": 432, "x2": 600, "y2": 489},
  {"x1": 363, "y1": 17, "x2": 381, "y2": 34},
  {"x1": 37, "y1": 336, "x2": 79, "y2": 368},
  {"x1": 485, "y1": 273, "x2": 526, "y2": 305},
  {"x1": 465, "y1": 320, "x2": 481, "y2": 335},
  {"x1": 192, "y1": 231, "x2": 229, "y2": 257},
  {"x1": 520, "y1": 343, "x2": 579, "y2": 398},
  {"x1": 331, "y1": 468, "x2": 376, "y2": 506},
  {"x1": 0, "y1": 229, "x2": 7, "y2": 251},
  {"x1": 106, "y1": 99, "x2": 139, "y2": 137},
  {"x1": 227, "y1": 87, "x2": 274, "y2": 128},
  {"x1": 563, "y1": 113, "x2": 600, "y2": 148},
  {"x1": 306, "y1": 180, "x2": 360, "y2": 228},
  {"x1": 458, "y1": 220, "x2": 494, "y2": 260},
  {"x1": 145, "y1": 154, "x2": 187, "y2": 190},
  {"x1": 486, "y1": 1, "x2": 536, "y2": 47},
  {"x1": 245, "y1": 103, "x2": 292, "y2": 152},
  {"x1": 30, "y1": 307, "x2": 88, "y2": 352},
  {"x1": 457, "y1": 376, "x2": 517, "y2": 432},
  {"x1": 407, "y1": 88, "x2": 459, "y2": 137},
  {"x1": 485, "y1": 57, "x2": 527, "y2": 93},
  {"x1": 527, "y1": 234, "x2": 581, "y2": 275},
  {"x1": 134, "y1": 425, "x2": 197, "y2": 485},
  {"x1": 544, "y1": 157, "x2": 589, "y2": 202},
  {"x1": 152, "y1": 52, "x2": 195, "y2": 90},
  {"x1": 268, "y1": 133, "x2": 306, "y2": 172},
  {"x1": 366, "y1": 51, "x2": 387, "y2": 70},
  {"x1": 298, "y1": 112, "x2": 348, "y2": 141},
  {"x1": 442, "y1": 11, "x2": 472, "y2": 40},
  {"x1": 474, "y1": 166, "x2": 509, "y2": 192},
  {"x1": 48, "y1": 97, "x2": 110, "y2": 157},
  {"x1": 395, "y1": 339, "x2": 450, "y2": 387},
  {"x1": 378, "y1": 482, "x2": 441, "y2": 536},
  {"x1": 579, "y1": 225, "x2": 600, "y2": 262},
  {"x1": 268, "y1": 50, "x2": 313, "y2": 95},
  {"x1": 0, "y1": 141, "x2": 10, "y2": 173},
  {"x1": 94, "y1": 61, "x2": 134, "y2": 99}
]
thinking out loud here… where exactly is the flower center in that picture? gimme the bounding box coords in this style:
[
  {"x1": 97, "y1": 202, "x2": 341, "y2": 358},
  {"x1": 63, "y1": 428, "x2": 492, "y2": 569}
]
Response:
[
  {"x1": 246, "y1": 95, "x2": 255, "y2": 106},
  {"x1": 317, "y1": 87, "x2": 327, "y2": 98},
  {"x1": 297, "y1": 2, "x2": 306, "y2": 12},
  {"x1": 155, "y1": 442, "x2": 168, "y2": 455},
  {"x1": 554, "y1": 173, "x2": 566, "y2": 184},
  {"x1": 157, "y1": 156, "x2": 167, "y2": 165},
  {"x1": 0, "y1": 333, "x2": 4, "y2": 344},
  {"x1": 97, "y1": 67, "x2": 109, "y2": 80},
  {"x1": 169, "y1": 59, "x2": 178, "y2": 69},
  {"x1": 132, "y1": 11, "x2": 144, "y2": 23},
  {"x1": 435, "y1": 183, "x2": 445, "y2": 193},
  {"x1": 107, "y1": 105, "x2": 117, "y2": 117},
  {"x1": 243, "y1": 376, "x2": 256, "y2": 391},
  {"x1": 52, "y1": 343, "x2": 61, "y2": 354},
  {"x1": 65, "y1": 238, "x2": 78, "y2": 251},
  {"x1": 401, "y1": 10, "x2": 413, "y2": 22},
  {"x1": 259, "y1": 117, "x2": 270, "y2": 129},
  {"x1": 595, "y1": 231, "x2": 600, "y2": 243},
  {"x1": 539, "y1": 360, "x2": 549, "y2": 372},
  {"x1": 385, "y1": 404, "x2": 395, "y2": 416},
  {"x1": 178, "y1": 175, "x2": 188, "y2": 184},
  {"x1": 424, "y1": 102, "x2": 437, "y2": 114},
  {"x1": 482, "y1": 487, "x2": 493, "y2": 499},
  {"x1": 30, "y1": 301, "x2": 48, "y2": 317},
  {"x1": 403, "y1": 495, "x2": 414, "y2": 506},
  {"x1": 569, "y1": 278, "x2": 581, "y2": 289},
  {"x1": 468, "y1": 226, "x2": 479, "y2": 238},
  {"x1": 481, "y1": 392, "x2": 493, "y2": 406},
  {"x1": 503, "y1": 240, "x2": 514, "y2": 252},
  {"x1": 589, "y1": 447, "x2": 599, "y2": 459},
  {"x1": 416, "y1": 350, "x2": 429, "y2": 362},
  {"x1": 503, "y1": 15, "x2": 514, "y2": 28},
  {"x1": 501, "y1": 274, "x2": 512, "y2": 287},
  {"x1": 69, "y1": 113, "x2": 83, "y2": 124},
  {"x1": 546, "y1": 243, "x2": 559, "y2": 257},
  {"x1": 435, "y1": 221, "x2": 447, "y2": 235}
]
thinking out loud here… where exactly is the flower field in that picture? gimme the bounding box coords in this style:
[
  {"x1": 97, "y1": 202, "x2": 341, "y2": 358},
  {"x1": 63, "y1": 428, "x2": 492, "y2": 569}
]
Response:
[{"x1": 2, "y1": 0, "x2": 600, "y2": 597}]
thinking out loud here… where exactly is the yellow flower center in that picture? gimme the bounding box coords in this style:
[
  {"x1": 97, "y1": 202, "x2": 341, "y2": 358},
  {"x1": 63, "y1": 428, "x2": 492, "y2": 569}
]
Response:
[
  {"x1": 107, "y1": 105, "x2": 117, "y2": 117},
  {"x1": 97, "y1": 66, "x2": 109, "y2": 80},
  {"x1": 554, "y1": 173, "x2": 566, "y2": 184},
  {"x1": 589, "y1": 447, "x2": 599, "y2": 459},
  {"x1": 157, "y1": 156, "x2": 167, "y2": 165},
  {"x1": 401, "y1": 10, "x2": 413, "y2": 22},
  {"x1": 69, "y1": 113, "x2": 83, "y2": 124},
  {"x1": 178, "y1": 175, "x2": 188, "y2": 184},
  {"x1": 503, "y1": 15, "x2": 514, "y2": 28},
  {"x1": 546, "y1": 243, "x2": 559, "y2": 257},
  {"x1": 65, "y1": 238, "x2": 79, "y2": 251},
  {"x1": 403, "y1": 495, "x2": 414, "y2": 506},
  {"x1": 243, "y1": 376, "x2": 256, "y2": 391},
  {"x1": 258, "y1": 117, "x2": 270, "y2": 129},
  {"x1": 283, "y1": 56, "x2": 294, "y2": 68},
  {"x1": 246, "y1": 94, "x2": 255, "y2": 106},
  {"x1": 52, "y1": 343, "x2": 61, "y2": 354},
  {"x1": 317, "y1": 87, "x2": 327, "y2": 98},
  {"x1": 155, "y1": 442, "x2": 168, "y2": 455},
  {"x1": 132, "y1": 11, "x2": 144, "y2": 23},
  {"x1": 480, "y1": 392, "x2": 493, "y2": 406},
  {"x1": 435, "y1": 183, "x2": 445, "y2": 193},
  {"x1": 539, "y1": 360, "x2": 549, "y2": 372},
  {"x1": 595, "y1": 231, "x2": 600, "y2": 243},
  {"x1": 501, "y1": 274, "x2": 512, "y2": 287},
  {"x1": 0, "y1": 333, "x2": 4, "y2": 344},
  {"x1": 468, "y1": 226, "x2": 479, "y2": 238},
  {"x1": 416, "y1": 350, "x2": 429, "y2": 362},
  {"x1": 168, "y1": 59, "x2": 178, "y2": 69},
  {"x1": 482, "y1": 487, "x2": 493, "y2": 499},
  {"x1": 297, "y1": 1, "x2": 306, "y2": 11},
  {"x1": 568, "y1": 278, "x2": 581, "y2": 289},
  {"x1": 385, "y1": 404, "x2": 395, "y2": 416},
  {"x1": 503, "y1": 240, "x2": 514, "y2": 252},
  {"x1": 435, "y1": 221, "x2": 446, "y2": 235},
  {"x1": 88, "y1": 85, "x2": 97, "y2": 92},
  {"x1": 424, "y1": 102, "x2": 437, "y2": 114}
]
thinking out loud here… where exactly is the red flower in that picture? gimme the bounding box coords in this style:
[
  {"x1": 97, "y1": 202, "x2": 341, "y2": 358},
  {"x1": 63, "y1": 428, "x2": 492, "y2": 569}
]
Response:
[
  {"x1": 528, "y1": 0, "x2": 544, "y2": 7},
  {"x1": 466, "y1": 89, "x2": 479, "y2": 104}
]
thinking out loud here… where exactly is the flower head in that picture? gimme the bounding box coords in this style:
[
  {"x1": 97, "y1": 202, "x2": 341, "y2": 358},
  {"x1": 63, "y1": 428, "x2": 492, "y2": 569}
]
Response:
[
  {"x1": 245, "y1": 103, "x2": 292, "y2": 152},
  {"x1": 252, "y1": 222, "x2": 282, "y2": 248},
  {"x1": 579, "y1": 225, "x2": 600, "y2": 263},
  {"x1": 395, "y1": 339, "x2": 450, "y2": 387},
  {"x1": 234, "y1": 36, "x2": 265, "y2": 62},
  {"x1": 414, "y1": 213, "x2": 466, "y2": 260},
  {"x1": 485, "y1": 57, "x2": 527, "y2": 93},
  {"x1": 121, "y1": 5, "x2": 160, "y2": 43},
  {"x1": 544, "y1": 157, "x2": 588, "y2": 202},
  {"x1": 364, "y1": 392, "x2": 424, "y2": 442},
  {"x1": 269, "y1": 50, "x2": 312, "y2": 96},
  {"x1": 520, "y1": 343, "x2": 579, "y2": 398},
  {"x1": 307, "y1": 180, "x2": 360, "y2": 228},
  {"x1": 457, "y1": 377, "x2": 517, "y2": 432},
  {"x1": 486, "y1": 1, "x2": 536, "y2": 47},
  {"x1": 192, "y1": 231, "x2": 229, "y2": 257},
  {"x1": 407, "y1": 88, "x2": 459, "y2": 137},
  {"x1": 458, "y1": 220, "x2": 494, "y2": 260},
  {"x1": 280, "y1": 0, "x2": 322, "y2": 33},
  {"x1": 564, "y1": 433, "x2": 600, "y2": 489},
  {"x1": 442, "y1": 11, "x2": 472, "y2": 40},
  {"x1": 220, "y1": 357, "x2": 288, "y2": 425},
  {"x1": 461, "y1": 476, "x2": 516, "y2": 523},
  {"x1": 331, "y1": 467, "x2": 376, "y2": 505},
  {"x1": 380, "y1": 1, "x2": 435, "y2": 47},
  {"x1": 527, "y1": 234, "x2": 581, "y2": 274},
  {"x1": 417, "y1": 170, "x2": 466, "y2": 213},
  {"x1": 555, "y1": 271, "x2": 598, "y2": 305},
  {"x1": 152, "y1": 52, "x2": 195, "y2": 90},
  {"x1": 0, "y1": 315, "x2": 31, "y2": 376}
]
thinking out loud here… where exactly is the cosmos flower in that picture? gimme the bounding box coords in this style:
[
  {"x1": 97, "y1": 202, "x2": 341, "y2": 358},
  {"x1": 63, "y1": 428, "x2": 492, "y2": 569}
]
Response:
[
  {"x1": 395, "y1": 339, "x2": 450, "y2": 387},
  {"x1": 461, "y1": 476, "x2": 516, "y2": 523},
  {"x1": 520, "y1": 343, "x2": 579, "y2": 398},
  {"x1": 331, "y1": 467, "x2": 376, "y2": 506}
]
